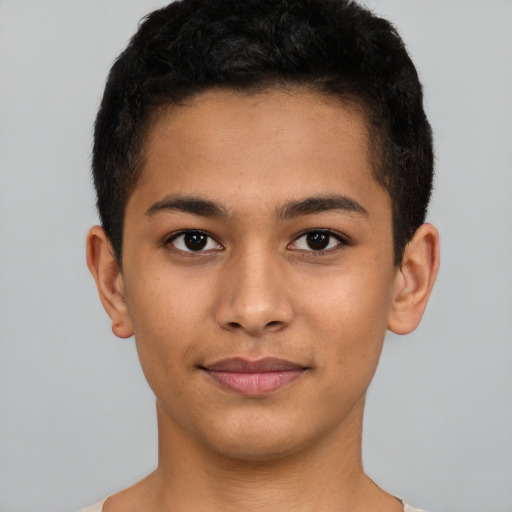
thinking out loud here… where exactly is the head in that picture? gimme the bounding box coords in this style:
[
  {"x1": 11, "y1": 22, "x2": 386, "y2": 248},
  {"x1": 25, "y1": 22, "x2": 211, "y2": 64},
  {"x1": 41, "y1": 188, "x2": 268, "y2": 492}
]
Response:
[
  {"x1": 92, "y1": 0, "x2": 433, "y2": 268},
  {"x1": 86, "y1": 0, "x2": 439, "y2": 464}
]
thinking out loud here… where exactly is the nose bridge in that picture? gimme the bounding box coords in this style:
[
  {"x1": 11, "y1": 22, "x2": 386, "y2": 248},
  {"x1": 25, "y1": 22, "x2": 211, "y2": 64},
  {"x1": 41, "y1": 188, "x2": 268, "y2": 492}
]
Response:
[{"x1": 215, "y1": 242, "x2": 293, "y2": 335}]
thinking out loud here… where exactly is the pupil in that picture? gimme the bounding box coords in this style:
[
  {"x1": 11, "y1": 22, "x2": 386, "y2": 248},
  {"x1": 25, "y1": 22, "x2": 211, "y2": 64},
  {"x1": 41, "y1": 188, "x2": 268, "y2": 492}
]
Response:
[
  {"x1": 306, "y1": 232, "x2": 329, "y2": 250},
  {"x1": 185, "y1": 233, "x2": 207, "y2": 251}
]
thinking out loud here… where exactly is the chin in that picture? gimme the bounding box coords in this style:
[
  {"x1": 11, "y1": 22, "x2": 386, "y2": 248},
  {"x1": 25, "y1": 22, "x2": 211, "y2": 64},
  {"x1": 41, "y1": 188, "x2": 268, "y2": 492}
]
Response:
[
  {"x1": 201, "y1": 415, "x2": 317, "y2": 463},
  {"x1": 211, "y1": 436, "x2": 302, "y2": 463}
]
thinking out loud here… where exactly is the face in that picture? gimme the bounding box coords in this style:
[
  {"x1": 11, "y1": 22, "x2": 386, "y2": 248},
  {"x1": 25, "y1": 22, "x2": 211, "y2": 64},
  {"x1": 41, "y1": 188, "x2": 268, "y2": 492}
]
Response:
[{"x1": 119, "y1": 89, "x2": 398, "y2": 460}]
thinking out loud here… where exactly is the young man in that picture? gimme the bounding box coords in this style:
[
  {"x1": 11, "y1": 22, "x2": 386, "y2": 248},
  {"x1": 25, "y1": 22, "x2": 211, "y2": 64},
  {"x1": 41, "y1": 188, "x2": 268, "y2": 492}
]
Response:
[{"x1": 84, "y1": 0, "x2": 439, "y2": 510}]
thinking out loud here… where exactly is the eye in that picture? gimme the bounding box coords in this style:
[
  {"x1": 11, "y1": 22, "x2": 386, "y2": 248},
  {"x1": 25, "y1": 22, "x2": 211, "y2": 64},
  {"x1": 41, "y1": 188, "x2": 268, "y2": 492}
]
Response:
[
  {"x1": 167, "y1": 231, "x2": 223, "y2": 253},
  {"x1": 290, "y1": 230, "x2": 346, "y2": 252}
]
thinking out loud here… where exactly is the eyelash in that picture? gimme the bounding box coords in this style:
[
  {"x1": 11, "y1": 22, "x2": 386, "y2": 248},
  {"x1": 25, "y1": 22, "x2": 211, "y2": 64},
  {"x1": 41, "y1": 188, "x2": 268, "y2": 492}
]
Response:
[
  {"x1": 165, "y1": 230, "x2": 223, "y2": 254},
  {"x1": 288, "y1": 229, "x2": 349, "y2": 254},
  {"x1": 164, "y1": 229, "x2": 349, "y2": 255}
]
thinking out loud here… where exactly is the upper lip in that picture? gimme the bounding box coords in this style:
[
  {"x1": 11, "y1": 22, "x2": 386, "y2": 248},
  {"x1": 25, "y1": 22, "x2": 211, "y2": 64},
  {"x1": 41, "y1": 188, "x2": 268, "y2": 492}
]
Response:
[{"x1": 203, "y1": 357, "x2": 306, "y2": 373}]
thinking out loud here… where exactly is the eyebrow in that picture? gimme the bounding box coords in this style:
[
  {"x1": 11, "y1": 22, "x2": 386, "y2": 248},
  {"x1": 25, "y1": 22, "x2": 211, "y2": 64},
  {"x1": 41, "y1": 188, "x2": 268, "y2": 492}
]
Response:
[
  {"x1": 145, "y1": 193, "x2": 367, "y2": 220},
  {"x1": 145, "y1": 195, "x2": 227, "y2": 217},
  {"x1": 279, "y1": 195, "x2": 368, "y2": 219}
]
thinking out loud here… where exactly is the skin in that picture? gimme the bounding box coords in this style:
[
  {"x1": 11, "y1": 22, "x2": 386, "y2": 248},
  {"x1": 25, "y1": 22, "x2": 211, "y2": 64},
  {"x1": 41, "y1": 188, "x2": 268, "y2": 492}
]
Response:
[{"x1": 87, "y1": 89, "x2": 439, "y2": 511}]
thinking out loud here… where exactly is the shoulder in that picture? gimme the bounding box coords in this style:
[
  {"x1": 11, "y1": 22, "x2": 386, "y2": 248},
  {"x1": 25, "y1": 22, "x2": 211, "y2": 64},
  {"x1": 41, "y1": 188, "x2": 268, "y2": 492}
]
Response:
[
  {"x1": 78, "y1": 498, "x2": 107, "y2": 512},
  {"x1": 402, "y1": 502, "x2": 429, "y2": 512},
  {"x1": 396, "y1": 496, "x2": 429, "y2": 512}
]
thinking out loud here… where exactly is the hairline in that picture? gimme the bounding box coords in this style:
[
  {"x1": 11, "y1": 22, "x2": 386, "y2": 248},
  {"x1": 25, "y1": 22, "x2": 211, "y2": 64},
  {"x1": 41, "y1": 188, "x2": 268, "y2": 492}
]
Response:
[{"x1": 117, "y1": 82, "x2": 394, "y2": 268}]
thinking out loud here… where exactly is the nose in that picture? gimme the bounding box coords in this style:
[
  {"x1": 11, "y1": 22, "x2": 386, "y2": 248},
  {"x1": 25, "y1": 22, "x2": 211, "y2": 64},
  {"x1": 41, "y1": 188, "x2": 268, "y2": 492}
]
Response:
[{"x1": 215, "y1": 248, "x2": 294, "y2": 336}]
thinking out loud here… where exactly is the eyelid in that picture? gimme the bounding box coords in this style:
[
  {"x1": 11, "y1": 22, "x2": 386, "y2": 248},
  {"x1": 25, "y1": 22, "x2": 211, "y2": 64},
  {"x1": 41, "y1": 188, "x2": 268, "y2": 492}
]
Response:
[
  {"x1": 164, "y1": 229, "x2": 224, "y2": 253},
  {"x1": 288, "y1": 229, "x2": 350, "y2": 252},
  {"x1": 163, "y1": 228, "x2": 349, "y2": 254}
]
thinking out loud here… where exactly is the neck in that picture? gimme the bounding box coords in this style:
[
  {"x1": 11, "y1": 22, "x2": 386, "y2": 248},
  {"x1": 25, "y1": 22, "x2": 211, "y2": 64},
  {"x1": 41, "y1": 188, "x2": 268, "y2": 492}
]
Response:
[{"x1": 133, "y1": 397, "x2": 399, "y2": 512}]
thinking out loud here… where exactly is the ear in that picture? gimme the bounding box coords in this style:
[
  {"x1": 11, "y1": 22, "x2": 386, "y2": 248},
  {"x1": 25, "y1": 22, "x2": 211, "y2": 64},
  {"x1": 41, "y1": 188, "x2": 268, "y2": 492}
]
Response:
[
  {"x1": 86, "y1": 226, "x2": 133, "y2": 339},
  {"x1": 387, "y1": 223, "x2": 440, "y2": 335}
]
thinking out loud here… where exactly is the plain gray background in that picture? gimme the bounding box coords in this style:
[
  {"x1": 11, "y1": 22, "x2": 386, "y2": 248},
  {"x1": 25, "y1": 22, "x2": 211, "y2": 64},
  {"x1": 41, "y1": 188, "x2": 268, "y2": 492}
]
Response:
[{"x1": 1, "y1": 1, "x2": 511, "y2": 511}]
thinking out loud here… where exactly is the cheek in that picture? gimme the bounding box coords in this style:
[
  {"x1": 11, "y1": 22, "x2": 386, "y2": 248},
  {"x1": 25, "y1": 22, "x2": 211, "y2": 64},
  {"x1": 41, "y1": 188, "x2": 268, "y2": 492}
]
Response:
[
  {"x1": 301, "y1": 262, "x2": 394, "y2": 366},
  {"x1": 124, "y1": 269, "x2": 214, "y2": 379}
]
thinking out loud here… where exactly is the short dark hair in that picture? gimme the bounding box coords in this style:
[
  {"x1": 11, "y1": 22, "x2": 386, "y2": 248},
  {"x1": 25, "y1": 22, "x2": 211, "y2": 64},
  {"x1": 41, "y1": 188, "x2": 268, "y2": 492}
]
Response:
[{"x1": 92, "y1": 0, "x2": 433, "y2": 266}]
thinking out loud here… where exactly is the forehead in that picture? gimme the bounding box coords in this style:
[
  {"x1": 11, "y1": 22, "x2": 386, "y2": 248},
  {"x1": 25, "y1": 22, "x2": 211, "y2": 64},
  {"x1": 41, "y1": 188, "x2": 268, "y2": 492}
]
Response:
[{"x1": 131, "y1": 88, "x2": 388, "y2": 218}]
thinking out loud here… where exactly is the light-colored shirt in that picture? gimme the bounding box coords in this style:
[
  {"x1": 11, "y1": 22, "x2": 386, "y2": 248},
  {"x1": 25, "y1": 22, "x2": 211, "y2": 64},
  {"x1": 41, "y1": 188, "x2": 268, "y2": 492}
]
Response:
[{"x1": 79, "y1": 497, "x2": 428, "y2": 511}]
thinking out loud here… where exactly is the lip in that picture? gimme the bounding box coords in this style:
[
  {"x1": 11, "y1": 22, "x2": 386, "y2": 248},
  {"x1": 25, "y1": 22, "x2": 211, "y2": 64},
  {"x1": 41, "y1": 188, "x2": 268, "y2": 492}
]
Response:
[{"x1": 201, "y1": 357, "x2": 307, "y2": 396}]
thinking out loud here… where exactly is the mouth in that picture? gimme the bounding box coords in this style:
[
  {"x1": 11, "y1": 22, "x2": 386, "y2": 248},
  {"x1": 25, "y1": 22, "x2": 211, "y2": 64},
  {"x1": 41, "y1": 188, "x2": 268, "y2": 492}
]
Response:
[{"x1": 200, "y1": 357, "x2": 308, "y2": 396}]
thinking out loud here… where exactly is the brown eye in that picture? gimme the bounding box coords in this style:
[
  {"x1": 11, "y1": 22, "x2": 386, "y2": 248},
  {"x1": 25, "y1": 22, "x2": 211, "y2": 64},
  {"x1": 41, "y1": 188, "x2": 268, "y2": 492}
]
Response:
[
  {"x1": 306, "y1": 232, "x2": 330, "y2": 250},
  {"x1": 290, "y1": 230, "x2": 345, "y2": 252},
  {"x1": 169, "y1": 231, "x2": 222, "y2": 253},
  {"x1": 184, "y1": 232, "x2": 207, "y2": 251}
]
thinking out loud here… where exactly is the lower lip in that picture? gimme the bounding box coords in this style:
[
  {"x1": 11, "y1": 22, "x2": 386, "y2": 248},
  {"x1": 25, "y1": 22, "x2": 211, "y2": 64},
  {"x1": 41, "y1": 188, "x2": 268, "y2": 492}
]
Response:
[{"x1": 205, "y1": 370, "x2": 305, "y2": 395}]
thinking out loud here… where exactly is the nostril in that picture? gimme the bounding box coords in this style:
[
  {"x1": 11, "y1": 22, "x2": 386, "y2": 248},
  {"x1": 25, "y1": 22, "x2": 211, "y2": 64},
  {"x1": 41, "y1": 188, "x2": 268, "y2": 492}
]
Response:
[{"x1": 227, "y1": 321, "x2": 243, "y2": 329}]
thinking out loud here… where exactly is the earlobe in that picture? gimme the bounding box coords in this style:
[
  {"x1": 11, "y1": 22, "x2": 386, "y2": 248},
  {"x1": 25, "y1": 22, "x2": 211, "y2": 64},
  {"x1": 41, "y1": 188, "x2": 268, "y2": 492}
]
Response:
[
  {"x1": 387, "y1": 223, "x2": 440, "y2": 335},
  {"x1": 86, "y1": 226, "x2": 134, "y2": 339}
]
